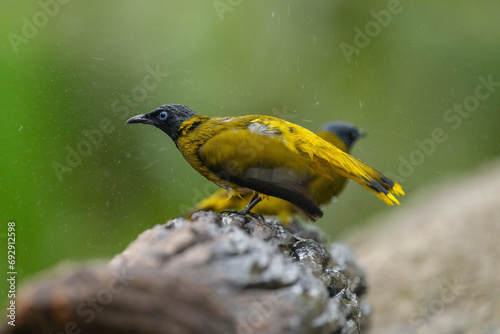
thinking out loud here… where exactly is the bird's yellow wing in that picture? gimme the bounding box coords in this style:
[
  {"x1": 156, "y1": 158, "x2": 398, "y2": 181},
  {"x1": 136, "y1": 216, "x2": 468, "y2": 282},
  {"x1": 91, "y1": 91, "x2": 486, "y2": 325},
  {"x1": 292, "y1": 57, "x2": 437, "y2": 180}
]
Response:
[{"x1": 198, "y1": 128, "x2": 323, "y2": 219}]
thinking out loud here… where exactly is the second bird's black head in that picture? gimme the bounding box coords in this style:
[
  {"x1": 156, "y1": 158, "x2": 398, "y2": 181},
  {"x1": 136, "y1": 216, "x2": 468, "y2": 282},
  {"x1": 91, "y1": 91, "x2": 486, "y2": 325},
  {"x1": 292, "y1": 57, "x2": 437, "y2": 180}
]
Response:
[
  {"x1": 126, "y1": 104, "x2": 197, "y2": 142},
  {"x1": 322, "y1": 121, "x2": 365, "y2": 149}
]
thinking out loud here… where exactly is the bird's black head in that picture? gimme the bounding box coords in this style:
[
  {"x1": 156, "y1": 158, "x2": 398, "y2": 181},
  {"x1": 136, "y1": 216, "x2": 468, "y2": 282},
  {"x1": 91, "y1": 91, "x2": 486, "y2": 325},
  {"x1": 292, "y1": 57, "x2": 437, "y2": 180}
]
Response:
[
  {"x1": 322, "y1": 121, "x2": 365, "y2": 149},
  {"x1": 126, "y1": 104, "x2": 197, "y2": 141}
]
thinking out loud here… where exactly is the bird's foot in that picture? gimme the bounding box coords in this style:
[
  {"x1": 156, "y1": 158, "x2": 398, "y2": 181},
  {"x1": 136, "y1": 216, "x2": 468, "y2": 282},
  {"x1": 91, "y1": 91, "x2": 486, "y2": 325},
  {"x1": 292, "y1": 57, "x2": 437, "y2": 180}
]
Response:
[{"x1": 221, "y1": 209, "x2": 265, "y2": 222}]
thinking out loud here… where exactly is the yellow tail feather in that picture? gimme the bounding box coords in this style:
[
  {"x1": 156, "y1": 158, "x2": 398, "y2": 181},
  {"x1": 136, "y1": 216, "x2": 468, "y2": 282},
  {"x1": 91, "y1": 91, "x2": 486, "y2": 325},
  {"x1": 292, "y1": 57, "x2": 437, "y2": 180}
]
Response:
[{"x1": 296, "y1": 135, "x2": 404, "y2": 205}]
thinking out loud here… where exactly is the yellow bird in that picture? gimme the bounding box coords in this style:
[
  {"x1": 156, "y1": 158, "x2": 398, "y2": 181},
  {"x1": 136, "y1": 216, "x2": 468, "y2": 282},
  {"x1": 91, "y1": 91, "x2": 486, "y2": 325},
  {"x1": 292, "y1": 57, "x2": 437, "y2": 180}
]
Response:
[
  {"x1": 127, "y1": 104, "x2": 404, "y2": 220},
  {"x1": 185, "y1": 121, "x2": 365, "y2": 223}
]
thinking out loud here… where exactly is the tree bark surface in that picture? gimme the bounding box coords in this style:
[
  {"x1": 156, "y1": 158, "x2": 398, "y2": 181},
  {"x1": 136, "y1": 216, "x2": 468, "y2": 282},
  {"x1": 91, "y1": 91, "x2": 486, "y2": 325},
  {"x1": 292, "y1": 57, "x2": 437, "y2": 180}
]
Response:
[{"x1": 2, "y1": 212, "x2": 367, "y2": 334}]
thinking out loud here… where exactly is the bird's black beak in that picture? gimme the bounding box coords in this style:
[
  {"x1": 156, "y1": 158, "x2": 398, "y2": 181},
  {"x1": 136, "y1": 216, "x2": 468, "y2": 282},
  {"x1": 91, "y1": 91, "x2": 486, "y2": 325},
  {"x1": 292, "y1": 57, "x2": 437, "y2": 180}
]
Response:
[{"x1": 126, "y1": 114, "x2": 151, "y2": 125}]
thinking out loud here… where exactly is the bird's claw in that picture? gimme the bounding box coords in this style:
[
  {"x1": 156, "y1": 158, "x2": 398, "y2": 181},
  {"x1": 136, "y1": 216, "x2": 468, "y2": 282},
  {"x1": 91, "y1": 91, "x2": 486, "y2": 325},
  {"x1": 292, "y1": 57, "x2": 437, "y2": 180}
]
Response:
[{"x1": 221, "y1": 209, "x2": 265, "y2": 222}]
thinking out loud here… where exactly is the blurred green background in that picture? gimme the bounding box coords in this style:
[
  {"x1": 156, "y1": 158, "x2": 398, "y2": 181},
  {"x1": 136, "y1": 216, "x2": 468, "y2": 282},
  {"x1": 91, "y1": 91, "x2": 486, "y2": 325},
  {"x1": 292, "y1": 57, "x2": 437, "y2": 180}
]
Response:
[{"x1": 1, "y1": 0, "x2": 499, "y2": 296}]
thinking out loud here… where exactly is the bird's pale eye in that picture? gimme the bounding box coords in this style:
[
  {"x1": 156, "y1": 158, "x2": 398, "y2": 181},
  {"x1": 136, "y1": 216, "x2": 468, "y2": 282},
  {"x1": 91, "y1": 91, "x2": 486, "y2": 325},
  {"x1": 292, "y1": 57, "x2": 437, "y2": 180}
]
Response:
[{"x1": 158, "y1": 111, "x2": 168, "y2": 121}]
